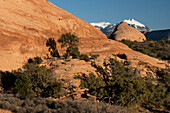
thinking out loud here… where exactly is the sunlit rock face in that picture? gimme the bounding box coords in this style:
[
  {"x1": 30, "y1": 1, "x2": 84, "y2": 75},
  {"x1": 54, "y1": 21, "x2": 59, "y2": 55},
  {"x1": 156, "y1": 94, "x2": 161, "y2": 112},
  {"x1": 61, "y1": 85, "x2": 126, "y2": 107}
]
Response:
[{"x1": 109, "y1": 22, "x2": 146, "y2": 42}]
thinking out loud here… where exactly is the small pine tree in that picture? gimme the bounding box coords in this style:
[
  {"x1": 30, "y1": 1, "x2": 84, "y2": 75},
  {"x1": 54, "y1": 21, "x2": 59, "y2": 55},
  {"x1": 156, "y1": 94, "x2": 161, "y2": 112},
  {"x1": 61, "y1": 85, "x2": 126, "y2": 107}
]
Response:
[{"x1": 58, "y1": 33, "x2": 79, "y2": 59}]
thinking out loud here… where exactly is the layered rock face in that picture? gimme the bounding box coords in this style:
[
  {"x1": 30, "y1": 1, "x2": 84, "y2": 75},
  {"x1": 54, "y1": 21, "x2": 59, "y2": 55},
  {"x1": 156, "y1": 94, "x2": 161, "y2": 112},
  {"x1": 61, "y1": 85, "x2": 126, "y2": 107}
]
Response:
[
  {"x1": 0, "y1": 0, "x2": 105, "y2": 70},
  {"x1": 0, "y1": 0, "x2": 168, "y2": 73},
  {"x1": 109, "y1": 22, "x2": 146, "y2": 42}
]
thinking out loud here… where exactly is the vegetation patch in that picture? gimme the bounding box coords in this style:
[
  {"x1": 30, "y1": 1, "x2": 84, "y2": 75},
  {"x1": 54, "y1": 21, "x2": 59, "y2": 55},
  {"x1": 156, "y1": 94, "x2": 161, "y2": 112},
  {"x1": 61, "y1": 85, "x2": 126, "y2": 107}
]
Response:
[
  {"x1": 120, "y1": 38, "x2": 170, "y2": 62},
  {"x1": 79, "y1": 54, "x2": 90, "y2": 62},
  {"x1": 0, "y1": 93, "x2": 135, "y2": 113},
  {"x1": 14, "y1": 63, "x2": 63, "y2": 98},
  {"x1": 58, "y1": 32, "x2": 80, "y2": 59},
  {"x1": 79, "y1": 58, "x2": 169, "y2": 111}
]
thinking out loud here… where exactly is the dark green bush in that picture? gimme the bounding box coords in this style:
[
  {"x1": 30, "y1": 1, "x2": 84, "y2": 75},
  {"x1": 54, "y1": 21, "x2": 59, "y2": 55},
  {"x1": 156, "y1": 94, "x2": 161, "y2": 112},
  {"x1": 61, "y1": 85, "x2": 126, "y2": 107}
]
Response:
[
  {"x1": 14, "y1": 73, "x2": 33, "y2": 98},
  {"x1": 80, "y1": 58, "x2": 168, "y2": 109},
  {"x1": 14, "y1": 63, "x2": 63, "y2": 98},
  {"x1": 28, "y1": 56, "x2": 43, "y2": 64},
  {"x1": 120, "y1": 39, "x2": 134, "y2": 48},
  {"x1": 79, "y1": 54, "x2": 90, "y2": 62},
  {"x1": 120, "y1": 39, "x2": 170, "y2": 62},
  {"x1": 156, "y1": 69, "x2": 170, "y2": 85},
  {"x1": 67, "y1": 45, "x2": 80, "y2": 59},
  {"x1": 90, "y1": 54, "x2": 100, "y2": 61},
  {"x1": 80, "y1": 73, "x2": 105, "y2": 89},
  {"x1": 33, "y1": 56, "x2": 43, "y2": 64}
]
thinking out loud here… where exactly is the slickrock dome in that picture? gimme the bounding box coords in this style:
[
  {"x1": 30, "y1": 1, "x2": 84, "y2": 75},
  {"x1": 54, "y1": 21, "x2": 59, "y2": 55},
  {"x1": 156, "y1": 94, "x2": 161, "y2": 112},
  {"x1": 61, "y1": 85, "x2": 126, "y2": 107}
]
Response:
[
  {"x1": 109, "y1": 22, "x2": 146, "y2": 42},
  {"x1": 0, "y1": 0, "x2": 106, "y2": 70}
]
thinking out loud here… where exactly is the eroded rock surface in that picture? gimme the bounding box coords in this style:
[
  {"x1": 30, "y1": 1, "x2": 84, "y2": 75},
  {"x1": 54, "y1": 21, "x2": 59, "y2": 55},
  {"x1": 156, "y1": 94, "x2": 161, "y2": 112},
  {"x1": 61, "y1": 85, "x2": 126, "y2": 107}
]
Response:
[{"x1": 0, "y1": 0, "x2": 105, "y2": 70}]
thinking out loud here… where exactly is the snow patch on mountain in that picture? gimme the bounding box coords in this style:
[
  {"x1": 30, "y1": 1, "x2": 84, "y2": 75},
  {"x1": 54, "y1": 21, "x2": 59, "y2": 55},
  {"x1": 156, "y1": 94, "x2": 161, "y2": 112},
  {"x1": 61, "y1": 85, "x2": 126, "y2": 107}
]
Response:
[
  {"x1": 91, "y1": 22, "x2": 112, "y2": 29},
  {"x1": 123, "y1": 18, "x2": 145, "y2": 27}
]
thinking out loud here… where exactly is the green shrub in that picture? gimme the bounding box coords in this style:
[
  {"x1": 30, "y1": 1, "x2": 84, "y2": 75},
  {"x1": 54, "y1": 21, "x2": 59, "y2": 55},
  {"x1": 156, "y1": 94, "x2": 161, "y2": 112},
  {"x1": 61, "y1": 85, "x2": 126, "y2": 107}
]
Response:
[
  {"x1": 33, "y1": 56, "x2": 43, "y2": 64},
  {"x1": 120, "y1": 39, "x2": 134, "y2": 48},
  {"x1": 156, "y1": 69, "x2": 170, "y2": 85},
  {"x1": 79, "y1": 54, "x2": 90, "y2": 62},
  {"x1": 42, "y1": 80, "x2": 63, "y2": 98},
  {"x1": 80, "y1": 58, "x2": 168, "y2": 109},
  {"x1": 28, "y1": 56, "x2": 43, "y2": 64},
  {"x1": 14, "y1": 63, "x2": 63, "y2": 98},
  {"x1": 80, "y1": 73, "x2": 105, "y2": 89},
  {"x1": 120, "y1": 39, "x2": 170, "y2": 62},
  {"x1": 14, "y1": 73, "x2": 33, "y2": 98},
  {"x1": 90, "y1": 54, "x2": 100, "y2": 60},
  {"x1": 68, "y1": 45, "x2": 80, "y2": 59}
]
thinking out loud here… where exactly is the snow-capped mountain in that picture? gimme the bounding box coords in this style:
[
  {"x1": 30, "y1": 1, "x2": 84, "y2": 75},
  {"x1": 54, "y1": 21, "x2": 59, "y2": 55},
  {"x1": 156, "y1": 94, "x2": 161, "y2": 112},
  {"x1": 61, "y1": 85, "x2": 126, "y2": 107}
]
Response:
[
  {"x1": 91, "y1": 22, "x2": 113, "y2": 30},
  {"x1": 124, "y1": 18, "x2": 151, "y2": 32},
  {"x1": 124, "y1": 18, "x2": 145, "y2": 28},
  {"x1": 90, "y1": 18, "x2": 151, "y2": 37}
]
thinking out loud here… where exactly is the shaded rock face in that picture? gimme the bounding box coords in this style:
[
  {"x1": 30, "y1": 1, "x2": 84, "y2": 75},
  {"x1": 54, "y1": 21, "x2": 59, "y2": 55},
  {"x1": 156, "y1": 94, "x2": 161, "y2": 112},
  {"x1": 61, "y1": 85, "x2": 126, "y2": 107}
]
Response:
[
  {"x1": 109, "y1": 22, "x2": 146, "y2": 42},
  {"x1": 0, "y1": 0, "x2": 168, "y2": 73}
]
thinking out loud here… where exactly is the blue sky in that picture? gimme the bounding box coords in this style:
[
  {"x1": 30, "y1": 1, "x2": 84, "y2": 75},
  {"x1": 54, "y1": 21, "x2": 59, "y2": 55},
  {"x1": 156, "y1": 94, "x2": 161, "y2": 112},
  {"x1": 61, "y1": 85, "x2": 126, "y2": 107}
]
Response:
[{"x1": 49, "y1": 0, "x2": 170, "y2": 30}]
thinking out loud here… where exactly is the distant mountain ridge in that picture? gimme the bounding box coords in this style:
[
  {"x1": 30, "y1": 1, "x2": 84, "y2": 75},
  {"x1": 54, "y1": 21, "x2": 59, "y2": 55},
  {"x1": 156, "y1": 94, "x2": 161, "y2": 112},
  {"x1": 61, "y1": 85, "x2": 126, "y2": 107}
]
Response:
[
  {"x1": 144, "y1": 29, "x2": 170, "y2": 40},
  {"x1": 91, "y1": 18, "x2": 151, "y2": 37},
  {"x1": 90, "y1": 22, "x2": 113, "y2": 30}
]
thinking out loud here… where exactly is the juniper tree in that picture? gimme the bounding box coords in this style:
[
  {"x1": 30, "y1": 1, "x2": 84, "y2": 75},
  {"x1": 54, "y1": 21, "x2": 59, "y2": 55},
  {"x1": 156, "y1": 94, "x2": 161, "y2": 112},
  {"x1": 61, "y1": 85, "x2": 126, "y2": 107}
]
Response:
[
  {"x1": 14, "y1": 63, "x2": 63, "y2": 98},
  {"x1": 58, "y1": 33, "x2": 80, "y2": 59}
]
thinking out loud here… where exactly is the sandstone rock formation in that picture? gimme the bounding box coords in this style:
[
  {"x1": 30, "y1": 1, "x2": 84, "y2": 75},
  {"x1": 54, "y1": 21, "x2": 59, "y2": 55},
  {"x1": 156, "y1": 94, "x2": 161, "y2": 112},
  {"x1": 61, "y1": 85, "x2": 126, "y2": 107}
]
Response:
[
  {"x1": 109, "y1": 22, "x2": 146, "y2": 42},
  {"x1": 0, "y1": 0, "x2": 105, "y2": 70},
  {"x1": 0, "y1": 0, "x2": 168, "y2": 76}
]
